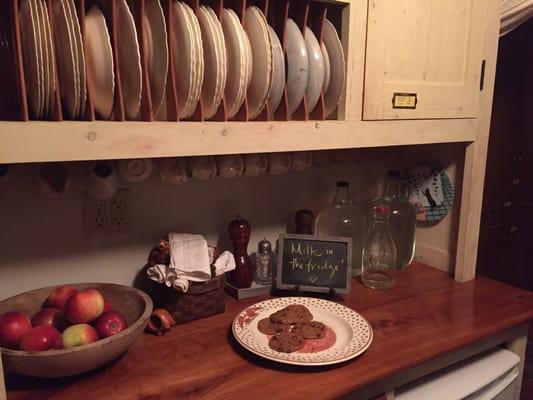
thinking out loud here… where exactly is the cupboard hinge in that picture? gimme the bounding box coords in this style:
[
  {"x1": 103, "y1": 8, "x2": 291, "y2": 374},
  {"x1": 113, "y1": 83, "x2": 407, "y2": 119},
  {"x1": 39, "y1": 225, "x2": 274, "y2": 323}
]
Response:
[{"x1": 480, "y1": 60, "x2": 486, "y2": 91}]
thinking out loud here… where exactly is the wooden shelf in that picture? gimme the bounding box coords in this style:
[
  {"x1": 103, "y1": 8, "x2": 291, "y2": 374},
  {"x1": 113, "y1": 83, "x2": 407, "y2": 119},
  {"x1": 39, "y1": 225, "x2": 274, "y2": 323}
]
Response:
[{"x1": 0, "y1": 118, "x2": 476, "y2": 163}]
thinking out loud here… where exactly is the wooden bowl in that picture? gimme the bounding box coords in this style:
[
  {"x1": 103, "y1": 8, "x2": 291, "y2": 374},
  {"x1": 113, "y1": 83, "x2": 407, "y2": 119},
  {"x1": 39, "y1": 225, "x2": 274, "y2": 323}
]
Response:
[{"x1": 0, "y1": 283, "x2": 153, "y2": 378}]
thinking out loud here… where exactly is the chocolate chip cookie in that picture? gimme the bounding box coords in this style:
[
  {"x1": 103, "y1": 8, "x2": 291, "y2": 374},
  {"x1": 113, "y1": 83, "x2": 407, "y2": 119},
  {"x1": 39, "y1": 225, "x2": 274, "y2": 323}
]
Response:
[
  {"x1": 257, "y1": 318, "x2": 288, "y2": 335},
  {"x1": 292, "y1": 321, "x2": 327, "y2": 339},
  {"x1": 270, "y1": 305, "x2": 313, "y2": 325},
  {"x1": 268, "y1": 332, "x2": 306, "y2": 353}
]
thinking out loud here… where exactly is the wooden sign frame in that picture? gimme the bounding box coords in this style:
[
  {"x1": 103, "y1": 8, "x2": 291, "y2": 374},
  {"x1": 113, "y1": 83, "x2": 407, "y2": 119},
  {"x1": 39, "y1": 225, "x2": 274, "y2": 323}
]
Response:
[{"x1": 276, "y1": 234, "x2": 352, "y2": 294}]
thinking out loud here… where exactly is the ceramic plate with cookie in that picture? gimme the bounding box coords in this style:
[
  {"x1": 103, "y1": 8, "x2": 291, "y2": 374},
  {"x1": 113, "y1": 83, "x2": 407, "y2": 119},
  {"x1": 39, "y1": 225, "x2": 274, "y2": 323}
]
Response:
[{"x1": 232, "y1": 297, "x2": 373, "y2": 366}]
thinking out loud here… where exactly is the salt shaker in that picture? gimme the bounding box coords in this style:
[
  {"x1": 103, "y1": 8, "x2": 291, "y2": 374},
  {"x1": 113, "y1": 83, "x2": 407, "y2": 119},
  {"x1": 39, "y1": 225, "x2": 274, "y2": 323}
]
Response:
[{"x1": 255, "y1": 239, "x2": 274, "y2": 285}]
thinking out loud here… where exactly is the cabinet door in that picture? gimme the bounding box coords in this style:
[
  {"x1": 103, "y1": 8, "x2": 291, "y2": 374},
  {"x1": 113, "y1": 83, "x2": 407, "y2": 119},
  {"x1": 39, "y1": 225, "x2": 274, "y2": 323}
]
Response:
[{"x1": 363, "y1": 0, "x2": 487, "y2": 120}]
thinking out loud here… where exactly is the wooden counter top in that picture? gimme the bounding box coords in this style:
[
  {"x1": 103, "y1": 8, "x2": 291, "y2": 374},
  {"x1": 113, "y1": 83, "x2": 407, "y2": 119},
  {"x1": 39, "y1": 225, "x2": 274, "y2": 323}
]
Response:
[{"x1": 5, "y1": 263, "x2": 533, "y2": 400}]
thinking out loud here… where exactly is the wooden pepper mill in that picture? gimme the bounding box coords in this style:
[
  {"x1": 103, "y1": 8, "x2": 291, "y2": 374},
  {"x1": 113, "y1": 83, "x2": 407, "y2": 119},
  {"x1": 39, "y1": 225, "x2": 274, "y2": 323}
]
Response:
[
  {"x1": 228, "y1": 216, "x2": 253, "y2": 288},
  {"x1": 295, "y1": 209, "x2": 314, "y2": 235}
]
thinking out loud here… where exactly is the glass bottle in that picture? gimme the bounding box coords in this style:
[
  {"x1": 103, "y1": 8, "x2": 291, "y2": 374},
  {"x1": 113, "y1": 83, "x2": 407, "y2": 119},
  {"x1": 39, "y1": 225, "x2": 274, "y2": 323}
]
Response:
[
  {"x1": 315, "y1": 181, "x2": 368, "y2": 276},
  {"x1": 373, "y1": 171, "x2": 417, "y2": 269},
  {"x1": 362, "y1": 205, "x2": 397, "y2": 289},
  {"x1": 254, "y1": 239, "x2": 274, "y2": 286}
]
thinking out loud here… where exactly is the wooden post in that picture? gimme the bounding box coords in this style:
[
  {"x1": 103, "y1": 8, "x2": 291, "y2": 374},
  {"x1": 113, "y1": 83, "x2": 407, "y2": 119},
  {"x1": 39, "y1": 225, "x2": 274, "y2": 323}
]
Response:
[
  {"x1": 454, "y1": 0, "x2": 502, "y2": 282},
  {"x1": 0, "y1": 353, "x2": 6, "y2": 400},
  {"x1": 505, "y1": 324, "x2": 529, "y2": 400}
]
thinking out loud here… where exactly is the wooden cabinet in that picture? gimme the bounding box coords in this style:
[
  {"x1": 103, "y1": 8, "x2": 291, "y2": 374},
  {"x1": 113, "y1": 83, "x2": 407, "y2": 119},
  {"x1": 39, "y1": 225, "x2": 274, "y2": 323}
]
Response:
[
  {"x1": 0, "y1": 0, "x2": 504, "y2": 285},
  {"x1": 364, "y1": 0, "x2": 487, "y2": 120}
]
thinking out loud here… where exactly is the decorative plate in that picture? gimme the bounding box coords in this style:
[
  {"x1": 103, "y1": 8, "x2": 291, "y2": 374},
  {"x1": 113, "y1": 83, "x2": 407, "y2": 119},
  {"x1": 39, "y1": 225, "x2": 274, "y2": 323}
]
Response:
[
  {"x1": 405, "y1": 166, "x2": 455, "y2": 222},
  {"x1": 232, "y1": 297, "x2": 373, "y2": 366},
  {"x1": 322, "y1": 19, "x2": 345, "y2": 118}
]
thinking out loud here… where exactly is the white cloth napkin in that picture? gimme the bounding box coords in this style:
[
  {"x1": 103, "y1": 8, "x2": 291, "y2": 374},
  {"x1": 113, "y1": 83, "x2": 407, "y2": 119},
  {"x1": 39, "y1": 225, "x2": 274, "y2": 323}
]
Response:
[
  {"x1": 169, "y1": 233, "x2": 211, "y2": 282},
  {"x1": 147, "y1": 264, "x2": 168, "y2": 283},
  {"x1": 146, "y1": 264, "x2": 191, "y2": 293},
  {"x1": 213, "y1": 251, "x2": 236, "y2": 276}
]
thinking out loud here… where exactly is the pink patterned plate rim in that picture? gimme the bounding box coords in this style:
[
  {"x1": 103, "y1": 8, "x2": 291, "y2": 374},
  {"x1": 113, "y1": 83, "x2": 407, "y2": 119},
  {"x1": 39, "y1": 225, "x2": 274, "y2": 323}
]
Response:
[{"x1": 232, "y1": 296, "x2": 373, "y2": 366}]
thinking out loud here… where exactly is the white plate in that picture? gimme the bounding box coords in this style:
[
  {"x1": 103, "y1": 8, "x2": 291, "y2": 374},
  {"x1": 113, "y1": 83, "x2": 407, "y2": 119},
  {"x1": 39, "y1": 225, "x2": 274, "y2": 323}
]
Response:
[
  {"x1": 20, "y1": 0, "x2": 41, "y2": 118},
  {"x1": 52, "y1": 0, "x2": 77, "y2": 118},
  {"x1": 304, "y1": 27, "x2": 324, "y2": 114},
  {"x1": 198, "y1": 6, "x2": 226, "y2": 120},
  {"x1": 232, "y1": 297, "x2": 373, "y2": 366},
  {"x1": 323, "y1": 19, "x2": 345, "y2": 118},
  {"x1": 244, "y1": 6, "x2": 272, "y2": 120},
  {"x1": 39, "y1": 0, "x2": 55, "y2": 118},
  {"x1": 144, "y1": 0, "x2": 168, "y2": 118},
  {"x1": 267, "y1": 25, "x2": 285, "y2": 119},
  {"x1": 184, "y1": 1, "x2": 203, "y2": 119},
  {"x1": 285, "y1": 19, "x2": 308, "y2": 117},
  {"x1": 221, "y1": 8, "x2": 248, "y2": 119},
  {"x1": 31, "y1": 0, "x2": 45, "y2": 118},
  {"x1": 84, "y1": 6, "x2": 115, "y2": 119},
  {"x1": 173, "y1": 1, "x2": 203, "y2": 119},
  {"x1": 116, "y1": 0, "x2": 142, "y2": 120},
  {"x1": 321, "y1": 42, "x2": 330, "y2": 94},
  {"x1": 64, "y1": 0, "x2": 85, "y2": 118},
  {"x1": 61, "y1": 0, "x2": 80, "y2": 118}
]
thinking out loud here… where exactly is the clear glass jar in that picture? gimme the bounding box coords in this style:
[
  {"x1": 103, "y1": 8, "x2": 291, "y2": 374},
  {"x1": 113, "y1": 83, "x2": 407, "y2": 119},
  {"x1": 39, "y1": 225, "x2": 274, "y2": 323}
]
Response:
[
  {"x1": 315, "y1": 181, "x2": 368, "y2": 276},
  {"x1": 362, "y1": 205, "x2": 397, "y2": 289},
  {"x1": 373, "y1": 171, "x2": 417, "y2": 269}
]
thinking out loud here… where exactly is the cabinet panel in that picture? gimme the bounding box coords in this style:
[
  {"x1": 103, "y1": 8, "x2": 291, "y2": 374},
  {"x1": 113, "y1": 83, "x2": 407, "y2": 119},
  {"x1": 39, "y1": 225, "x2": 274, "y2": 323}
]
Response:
[{"x1": 364, "y1": 0, "x2": 486, "y2": 120}]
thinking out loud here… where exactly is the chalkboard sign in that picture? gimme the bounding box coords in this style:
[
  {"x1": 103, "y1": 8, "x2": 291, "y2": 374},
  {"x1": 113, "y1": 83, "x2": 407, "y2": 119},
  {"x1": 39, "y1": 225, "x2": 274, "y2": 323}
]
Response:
[{"x1": 276, "y1": 234, "x2": 352, "y2": 294}]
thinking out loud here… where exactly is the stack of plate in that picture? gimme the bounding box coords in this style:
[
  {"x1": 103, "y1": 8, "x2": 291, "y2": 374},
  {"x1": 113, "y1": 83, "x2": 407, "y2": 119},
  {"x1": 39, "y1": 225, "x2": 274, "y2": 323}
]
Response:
[
  {"x1": 84, "y1": 6, "x2": 115, "y2": 120},
  {"x1": 117, "y1": 0, "x2": 142, "y2": 120},
  {"x1": 221, "y1": 8, "x2": 251, "y2": 119},
  {"x1": 322, "y1": 19, "x2": 345, "y2": 118},
  {"x1": 198, "y1": 5, "x2": 226, "y2": 120},
  {"x1": 266, "y1": 26, "x2": 285, "y2": 119},
  {"x1": 285, "y1": 18, "x2": 308, "y2": 117},
  {"x1": 19, "y1": 0, "x2": 56, "y2": 120},
  {"x1": 244, "y1": 6, "x2": 272, "y2": 120},
  {"x1": 52, "y1": 0, "x2": 86, "y2": 119},
  {"x1": 143, "y1": 0, "x2": 168, "y2": 118},
  {"x1": 172, "y1": 1, "x2": 204, "y2": 120}
]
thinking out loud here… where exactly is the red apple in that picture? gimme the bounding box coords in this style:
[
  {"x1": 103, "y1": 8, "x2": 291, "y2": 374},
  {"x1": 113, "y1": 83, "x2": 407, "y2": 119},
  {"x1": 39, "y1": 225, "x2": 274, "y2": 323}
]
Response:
[
  {"x1": 62, "y1": 324, "x2": 99, "y2": 348},
  {"x1": 31, "y1": 308, "x2": 69, "y2": 331},
  {"x1": 46, "y1": 286, "x2": 78, "y2": 311},
  {"x1": 0, "y1": 311, "x2": 32, "y2": 349},
  {"x1": 19, "y1": 326, "x2": 62, "y2": 351},
  {"x1": 103, "y1": 297, "x2": 113, "y2": 313},
  {"x1": 94, "y1": 311, "x2": 127, "y2": 338},
  {"x1": 64, "y1": 289, "x2": 104, "y2": 323}
]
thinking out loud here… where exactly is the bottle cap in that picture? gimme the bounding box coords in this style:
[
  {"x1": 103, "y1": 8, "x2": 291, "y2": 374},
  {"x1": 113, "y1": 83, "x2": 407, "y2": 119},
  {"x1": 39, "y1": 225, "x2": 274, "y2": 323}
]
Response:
[
  {"x1": 336, "y1": 181, "x2": 349, "y2": 187},
  {"x1": 258, "y1": 238, "x2": 272, "y2": 253}
]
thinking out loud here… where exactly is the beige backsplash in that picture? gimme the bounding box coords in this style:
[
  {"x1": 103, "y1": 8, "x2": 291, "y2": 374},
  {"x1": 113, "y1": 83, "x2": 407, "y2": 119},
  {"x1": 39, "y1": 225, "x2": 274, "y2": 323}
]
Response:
[{"x1": 0, "y1": 146, "x2": 463, "y2": 299}]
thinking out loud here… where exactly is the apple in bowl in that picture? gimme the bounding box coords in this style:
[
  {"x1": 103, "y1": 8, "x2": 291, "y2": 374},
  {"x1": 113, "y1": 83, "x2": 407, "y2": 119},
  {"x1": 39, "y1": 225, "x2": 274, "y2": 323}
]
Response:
[{"x1": 0, "y1": 283, "x2": 152, "y2": 377}]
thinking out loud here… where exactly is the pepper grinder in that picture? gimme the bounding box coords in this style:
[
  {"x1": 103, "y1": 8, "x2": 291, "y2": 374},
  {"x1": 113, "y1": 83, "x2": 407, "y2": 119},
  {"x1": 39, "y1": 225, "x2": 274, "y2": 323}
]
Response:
[
  {"x1": 228, "y1": 216, "x2": 254, "y2": 288},
  {"x1": 295, "y1": 209, "x2": 314, "y2": 235}
]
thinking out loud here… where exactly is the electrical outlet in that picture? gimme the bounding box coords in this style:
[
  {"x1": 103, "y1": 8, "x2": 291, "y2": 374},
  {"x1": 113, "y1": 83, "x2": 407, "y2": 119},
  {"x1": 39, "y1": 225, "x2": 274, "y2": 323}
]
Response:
[
  {"x1": 82, "y1": 190, "x2": 131, "y2": 236},
  {"x1": 110, "y1": 190, "x2": 131, "y2": 232}
]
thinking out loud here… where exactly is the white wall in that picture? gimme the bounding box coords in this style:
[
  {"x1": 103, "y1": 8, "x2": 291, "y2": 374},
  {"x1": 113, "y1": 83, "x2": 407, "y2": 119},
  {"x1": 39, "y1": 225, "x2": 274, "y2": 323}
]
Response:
[{"x1": 0, "y1": 145, "x2": 463, "y2": 300}]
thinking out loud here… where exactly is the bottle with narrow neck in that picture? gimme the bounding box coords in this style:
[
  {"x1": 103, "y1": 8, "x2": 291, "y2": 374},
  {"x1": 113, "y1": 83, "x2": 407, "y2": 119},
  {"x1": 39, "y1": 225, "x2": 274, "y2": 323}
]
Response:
[
  {"x1": 373, "y1": 171, "x2": 417, "y2": 269},
  {"x1": 315, "y1": 181, "x2": 368, "y2": 276},
  {"x1": 362, "y1": 205, "x2": 397, "y2": 289}
]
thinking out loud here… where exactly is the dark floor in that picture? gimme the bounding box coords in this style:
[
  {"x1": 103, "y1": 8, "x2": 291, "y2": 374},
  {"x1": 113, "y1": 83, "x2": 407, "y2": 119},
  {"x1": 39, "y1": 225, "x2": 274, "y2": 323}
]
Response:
[{"x1": 521, "y1": 330, "x2": 533, "y2": 400}]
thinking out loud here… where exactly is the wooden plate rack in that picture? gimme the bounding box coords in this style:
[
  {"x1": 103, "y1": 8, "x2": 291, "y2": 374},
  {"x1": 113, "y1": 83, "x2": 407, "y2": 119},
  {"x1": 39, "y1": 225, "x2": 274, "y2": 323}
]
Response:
[{"x1": 0, "y1": 0, "x2": 346, "y2": 122}]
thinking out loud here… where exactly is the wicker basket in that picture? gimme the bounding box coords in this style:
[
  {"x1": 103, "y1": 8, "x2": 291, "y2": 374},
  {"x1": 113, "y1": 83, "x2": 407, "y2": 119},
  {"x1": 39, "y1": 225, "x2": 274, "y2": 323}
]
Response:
[
  {"x1": 146, "y1": 274, "x2": 225, "y2": 324},
  {"x1": 144, "y1": 240, "x2": 226, "y2": 324}
]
